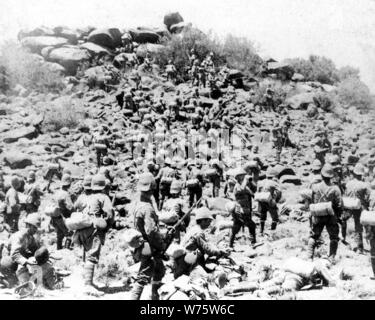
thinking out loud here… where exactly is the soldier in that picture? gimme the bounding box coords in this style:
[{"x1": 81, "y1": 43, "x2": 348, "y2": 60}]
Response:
[
  {"x1": 228, "y1": 168, "x2": 257, "y2": 248},
  {"x1": 365, "y1": 180, "x2": 375, "y2": 279},
  {"x1": 129, "y1": 173, "x2": 166, "y2": 300},
  {"x1": 52, "y1": 174, "x2": 73, "y2": 250},
  {"x1": 161, "y1": 180, "x2": 189, "y2": 243},
  {"x1": 0, "y1": 172, "x2": 5, "y2": 202},
  {"x1": 24, "y1": 171, "x2": 43, "y2": 215},
  {"x1": 307, "y1": 160, "x2": 323, "y2": 190},
  {"x1": 74, "y1": 176, "x2": 92, "y2": 212},
  {"x1": 5, "y1": 176, "x2": 22, "y2": 233},
  {"x1": 175, "y1": 207, "x2": 229, "y2": 278},
  {"x1": 7, "y1": 214, "x2": 44, "y2": 285},
  {"x1": 93, "y1": 126, "x2": 111, "y2": 168},
  {"x1": 44, "y1": 146, "x2": 63, "y2": 193},
  {"x1": 342, "y1": 163, "x2": 370, "y2": 252},
  {"x1": 73, "y1": 174, "x2": 113, "y2": 296},
  {"x1": 271, "y1": 125, "x2": 284, "y2": 163},
  {"x1": 166, "y1": 60, "x2": 177, "y2": 83},
  {"x1": 156, "y1": 158, "x2": 175, "y2": 210},
  {"x1": 313, "y1": 130, "x2": 331, "y2": 165},
  {"x1": 257, "y1": 167, "x2": 282, "y2": 235},
  {"x1": 331, "y1": 137, "x2": 343, "y2": 160},
  {"x1": 244, "y1": 160, "x2": 261, "y2": 185},
  {"x1": 186, "y1": 161, "x2": 204, "y2": 208},
  {"x1": 263, "y1": 87, "x2": 274, "y2": 112},
  {"x1": 306, "y1": 164, "x2": 343, "y2": 263},
  {"x1": 207, "y1": 159, "x2": 223, "y2": 198}
]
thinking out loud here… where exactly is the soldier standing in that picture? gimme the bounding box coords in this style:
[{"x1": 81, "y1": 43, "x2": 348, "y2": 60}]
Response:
[
  {"x1": 52, "y1": 174, "x2": 74, "y2": 250},
  {"x1": 306, "y1": 165, "x2": 343, "y2": 263},
  {"x1": 257, "y1": 167, "x2": 282, "y2": 234},
  {"x1": 342, "y1": 163, "x2": 370, "y2": 253},
  {"x1": 228, "y1": 168, "x2": 257, "y2": 247},
  {"x1": 5, "y1": 176, "x2": 22, "y2": 233},
  {"x1": 129, "y1": 173, "x2": 166, "y2": 300},
  {"x1": 74, "y1": 174, "x2": 113, "y2": 296}
]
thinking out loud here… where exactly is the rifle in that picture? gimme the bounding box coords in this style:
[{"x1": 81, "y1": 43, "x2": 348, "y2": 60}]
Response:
[{"x1": 162, "y1": 197, "x2": 203, "y2": 255}]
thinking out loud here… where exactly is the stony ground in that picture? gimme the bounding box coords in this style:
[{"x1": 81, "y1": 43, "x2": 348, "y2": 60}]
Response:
[{"x1": 1, "y1": 65, "x2": 375, "y2": 300}]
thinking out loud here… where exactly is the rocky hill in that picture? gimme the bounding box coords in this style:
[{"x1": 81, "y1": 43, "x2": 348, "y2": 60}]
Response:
[{"x1": 1, "y1": 12, "x2": 375, "y2": 300}]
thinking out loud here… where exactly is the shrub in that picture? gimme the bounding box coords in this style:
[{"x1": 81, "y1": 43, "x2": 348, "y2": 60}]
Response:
[
  {"x1": 313, "y1": 91, "x2": 336, "y2": 112},
  {"x1": 222, "y1": 34, "x2": 262, "y2": 75},
  {"x1": 154, "y1": 27, "x2": 261, "y2": 79},
  {"x1": 336, "y1": 77, "x2": 374, "y2": 111},
  {"x1": 337, "y1": 66, "x2": 360, "y2": 81},
  {"x1": 43, "y1": 97, "x2": 86, "y2": 131},
  {"x1": 0, "y1": 40, "x2": 65, "y2": 93},
  {"x1": 285, "y1": 55, "x2": 339, "y2": 84}
]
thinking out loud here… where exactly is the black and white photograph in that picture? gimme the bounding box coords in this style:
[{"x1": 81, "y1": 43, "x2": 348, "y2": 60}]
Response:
[{"x1": 0, "y1": 0, "x2": 375, "y2": 302}]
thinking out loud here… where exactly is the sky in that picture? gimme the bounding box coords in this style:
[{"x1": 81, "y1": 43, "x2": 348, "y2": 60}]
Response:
[{"x1": 1, "y1": 0, "x2": 375, "y2": 91}]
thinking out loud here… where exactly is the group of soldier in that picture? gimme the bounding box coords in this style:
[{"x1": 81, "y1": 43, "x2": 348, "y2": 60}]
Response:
[{"x1": 1, "y1": 40, "x2": 375, "y2": 300}]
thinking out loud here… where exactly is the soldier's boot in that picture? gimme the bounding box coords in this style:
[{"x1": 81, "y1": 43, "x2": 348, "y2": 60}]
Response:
[
  {"x1": 328, "y1": 240, "x2": 338, "y2": 264},
  {"x1": 341, "y1": 221, "x2": 347, "y2": 243},
  {"x1": 354, "y1": 233, "x2": 364, "y2": 254},
  {"x1": 270, "y1": 221, "x2": 277, "y2": 231},
  {"x1": 371, "y1": 258, "x2": 375, "y2": 280},
  {"x1": 151, "y1": 281, "x2": 162, "y2": 300},
  {"x1": 56, "y1": 237, "x2": 63, "y2": 251},
  {"x1": 250, "y1": 229, "x2": 256, "y2": 245},
  {"x1": 248, "y1": 222, "x2": 256, "y2": 244},
  {"x1": 306, "y1": 239, "x2": 316, "y2": 261},
  {"x1": 129, "y1": 283, "x2": 144, "y2": 300},
  {"x1": 229, "y1": 232, "x2": 236, "y2": 248},
  {"x1": 260, "y1": 221, "x2": 265, "y2": 235},
  {"x1": 83, "y1": 262, "x2": 104, "y2": 297}
]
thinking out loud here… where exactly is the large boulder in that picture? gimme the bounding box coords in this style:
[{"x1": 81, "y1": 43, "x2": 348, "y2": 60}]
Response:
[
  {"x1": 128, "y1": 29, "x2": 160, "y2": 44},
  {"x1": 48, "y1": 46, "x2": 91, "y2": 75},
  {"x1": 21, "y1": 36, "x2": 69, "y2": 54},
  {"x1": 286, "y1": 92, "x2": 315, "y2": 110},
  {"x1": 80, "y1": 42, "x2": 112, "y2": 56},
  {"x1": 3, "y1": 151, "x2": 32, "y2": 169},
  {"x1": 87, "y1": 28, "x2": 122, "y2": 49},
  {"x1": 43, "y1": 62, "x2": 66, "y2": 74},
  {"x1": 17, "y1": 27, "x2": 54, "y2": 40},
  {"x1": 163, "y1": 12, "x2": 184, "y2": 31},
  {"x1": 3, "y1": 126, "x2": 38, "y2": 143},
  {"x1": 53, "y1": 26, "x2": 79, "y2": 44}
]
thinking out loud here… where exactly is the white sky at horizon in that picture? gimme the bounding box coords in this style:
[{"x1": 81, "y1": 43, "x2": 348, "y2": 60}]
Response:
[{"x1": 1, "y1": 0, "x2": 375, "y2": 92}]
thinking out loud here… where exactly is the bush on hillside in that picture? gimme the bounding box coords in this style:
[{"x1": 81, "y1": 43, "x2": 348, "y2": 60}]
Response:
[
  {"x1": 43, "y1": 97, "x2": 86, "y2": 131},
  {"x1": 222, "y1": 34, "x2": 262, "y2": 75},
  {"x1": 336, "y1": 77, "x2": 374, "y2": 111},
  {"x1": 0, "y1": 41, "x2": 65, "y2": 94},
  {"x1": 337, "y1": 66, "x2": 360, "y2": 81},
  {"x1": 313, "y1": 91, "x2": 336, "y2": 112},
  {"x1": 285, "y1": 55, "x2": 339, "y2": 85},
  {"x1": 154, "y1": 27, "x2": 261, "y2": 80}
]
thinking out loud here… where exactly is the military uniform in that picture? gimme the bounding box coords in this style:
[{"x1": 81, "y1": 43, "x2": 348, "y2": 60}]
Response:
[
  {"x1": 94, "y1": 132, "x2": 110, "y2": 168},
  {"x1": 130, "y1": 197, "x2": 166, "y2": 299},
  {"x1": 343, "y1": 178, "x2": 371, "y2": 250},
  {"x1": 307, "y1": 180, "x2": 343, "y2": 260},
  {"x1": 271, "y1": 126, "x2": 284, "y2": 163},
  {"x1": 257, "y1": 178, "x2": 281, "y2": 233},
  {"x1": 162, "y1": 197, "x2": 189, "y2": 241},
  {"x1": 9, "y1": 229, "x2": 41, "y2": 283},
  {"x1": 156, "y1": 165, "x2": 175, "y2": 210},
  {"x1": 24, "y1": 181, "x2": 43, "y2": 214},
  {"x1": 53, "y1": 188, "x2": 73, "y2": 250},
  {"x1": 230, "y1": 179, "x2": 257, "y2": 246},
  {"x1": 186, "y1": 166, "x2": 204, "y2": 207},
  {"x1": 178, "y1": 224, "x2": 223, "y2": 277},
  {"x1": 5, "y1": 186, "x2": 21, "y2": 233}
]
